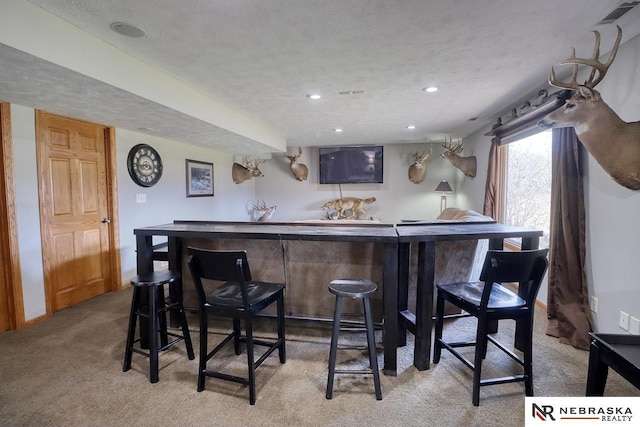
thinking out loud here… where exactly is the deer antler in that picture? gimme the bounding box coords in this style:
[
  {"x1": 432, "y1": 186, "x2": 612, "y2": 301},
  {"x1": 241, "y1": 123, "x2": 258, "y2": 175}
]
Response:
[
  {"x1": 286, "y1": 147, "x2": 302, "y2": 162},
  {"x1": 244, "y1": 158, "x2": 265, "y2": 171},
  {"x1": 441, "y1": 141, "x2": 463, "y2": 154},
  {"x1": 549, "y1": 25, "x2": 622, "y2": 90},
  {"x1": 410, "y1": 147, "x2": 433, "y2": 164},
  {"x1": 253, "y1": 200, "x2": 267, "y2": 211}
]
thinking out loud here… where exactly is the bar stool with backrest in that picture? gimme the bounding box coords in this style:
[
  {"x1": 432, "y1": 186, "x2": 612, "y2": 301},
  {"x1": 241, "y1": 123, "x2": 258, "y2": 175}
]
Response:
[
  {"x1": 326, "y1": 278, "x2": 382, "y2": 400},
  {"x1": 187, "y1": 248, "x2": 286, "y2": 405},
  {"x1": 123, "y1": 270, "x2": 195, "y2": 383},
  {"x1": 433, "y1": 249, "x2": 549, "y2": 406}
]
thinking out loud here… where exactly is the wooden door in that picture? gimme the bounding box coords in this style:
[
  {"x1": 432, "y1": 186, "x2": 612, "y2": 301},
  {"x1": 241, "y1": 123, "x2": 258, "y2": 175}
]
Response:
[
  {"x1": 0, "y1": 178, "x2": 11, "y2": 332},
  {"x1": 0, "y1": 107, "x2": 10, "y2": 332},
  {"x1": 36, "y1": 112, "x2": 113, "y2": 311},
  {"x1": 0, "y1": 250, "x2": 9, "y2": 332}
]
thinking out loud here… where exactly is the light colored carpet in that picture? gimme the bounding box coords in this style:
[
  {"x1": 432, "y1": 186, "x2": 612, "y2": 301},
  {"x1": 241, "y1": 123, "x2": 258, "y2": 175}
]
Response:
[{"x1": 0, "y1": 288, "x2": 637, "y2": 427}]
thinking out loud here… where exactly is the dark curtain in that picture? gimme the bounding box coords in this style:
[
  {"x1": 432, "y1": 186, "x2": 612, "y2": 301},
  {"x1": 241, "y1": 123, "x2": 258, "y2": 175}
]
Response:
[
  {"x1": 546, "y1": 127, "x2": 592, "y2": 350},
  {"x1": 483, "y1": 137, "x2": 504, "y2": 221}
]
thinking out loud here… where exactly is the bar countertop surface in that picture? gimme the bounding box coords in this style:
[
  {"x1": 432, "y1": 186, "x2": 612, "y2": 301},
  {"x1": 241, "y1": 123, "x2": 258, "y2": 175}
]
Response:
[
  {"x1": 135, "y1": 220, "x2": 542, "y2": 241},
  {"x1": 395, "y1": 222, "x2": 543, "y2": 241},
  {"x1": 134, "y1": 220, "x2": 400, "y2": 242}
]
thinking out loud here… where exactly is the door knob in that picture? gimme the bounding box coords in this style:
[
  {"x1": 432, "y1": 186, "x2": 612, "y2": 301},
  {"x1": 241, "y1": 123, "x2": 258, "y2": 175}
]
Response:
[{"x1": 101, "y1": 218, "x2": 111, "y2": 224}]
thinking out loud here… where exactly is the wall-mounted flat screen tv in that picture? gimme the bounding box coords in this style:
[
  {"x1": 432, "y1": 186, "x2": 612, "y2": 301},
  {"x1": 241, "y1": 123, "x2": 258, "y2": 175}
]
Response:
[{"x1": 319, "y1": 145, "x2": 384, "y2": 184}]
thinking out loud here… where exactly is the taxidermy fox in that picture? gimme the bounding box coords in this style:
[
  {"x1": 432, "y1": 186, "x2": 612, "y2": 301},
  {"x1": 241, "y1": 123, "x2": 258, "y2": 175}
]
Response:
[{"x1": 321, "y1": 197, "x2": 376, "y2": 219}]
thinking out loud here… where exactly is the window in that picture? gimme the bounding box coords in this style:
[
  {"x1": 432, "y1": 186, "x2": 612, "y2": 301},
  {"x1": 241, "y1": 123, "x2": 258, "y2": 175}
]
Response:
[{"x1": 503, "y1": 130, "x2": 552, "y2": 249}]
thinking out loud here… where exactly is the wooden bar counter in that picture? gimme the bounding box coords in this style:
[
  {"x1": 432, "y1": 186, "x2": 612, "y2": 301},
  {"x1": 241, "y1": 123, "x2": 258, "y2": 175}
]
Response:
[
  {"x1": 134, "y1": 219, "x2": 543, "y2": 376},
  {"x1": 396, "y1": 221, "x2": 543, "y2": 371},
  {"x1": 134, "y1": 220, "x2": 400, "y2": 375}
]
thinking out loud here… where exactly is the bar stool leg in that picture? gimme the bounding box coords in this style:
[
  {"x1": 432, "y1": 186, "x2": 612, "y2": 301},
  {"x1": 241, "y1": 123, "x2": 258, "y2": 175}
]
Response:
[
  {"x1": 177, "y1": 300, "x2": 195, "y2": 360},
  {"x1": 123, "y1": 287, "x2": 140, "y2": 372},
  {"x1": 197, "y1": 309, "x2": 208, "y2": 392},
  {"x1": 157, "y1": 285, "x2": 169, "y2": 348},
  {"x1": 363, "y1": 296, "x2": 382, "y2": 400},
  {"x1": 149, "y1": 285, "x2": 160, "y2": 384},
  {"x1": 277, "y1": 294, "x2": 286, "y2": 363},
  {"x1": 168, "y1": 278, "x2": 182, "y2": 328},
  {"x1": 326, "y1": 295, "x2": 343, "y2": 399},
  {"x1": 246, "y1": 317, "x2": 256, "y2": 405},
  {"x1": 233, "y1": 319, "x2": 242, "y2": 355}
]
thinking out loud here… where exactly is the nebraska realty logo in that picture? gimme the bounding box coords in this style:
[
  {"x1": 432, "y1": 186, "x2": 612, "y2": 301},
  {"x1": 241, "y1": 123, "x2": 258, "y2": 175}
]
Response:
[{"x1": 525, "y1": 397, "x2": 640, "y2": 425}]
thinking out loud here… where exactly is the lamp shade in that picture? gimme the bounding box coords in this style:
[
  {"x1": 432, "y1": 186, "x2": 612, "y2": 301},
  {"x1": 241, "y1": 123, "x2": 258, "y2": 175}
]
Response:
[{"x1": 434, "y1": 180, "x2": 453, "y2": 193}]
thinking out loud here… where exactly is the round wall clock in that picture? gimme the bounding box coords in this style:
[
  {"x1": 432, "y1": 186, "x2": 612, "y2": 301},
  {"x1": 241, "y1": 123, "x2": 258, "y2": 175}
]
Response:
[{"x1": 127, "y1": 143, "x2": 163, "y2": 187}]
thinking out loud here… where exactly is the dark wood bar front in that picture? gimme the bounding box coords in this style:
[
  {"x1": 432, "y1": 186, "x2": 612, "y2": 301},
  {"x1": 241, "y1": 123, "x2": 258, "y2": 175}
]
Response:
[
  {"x1": 134, "y1": 221, "x2": 400, "y2": 375},
  {"x1": 134, "y1": 220, "x2": 542, "y2": 376}
]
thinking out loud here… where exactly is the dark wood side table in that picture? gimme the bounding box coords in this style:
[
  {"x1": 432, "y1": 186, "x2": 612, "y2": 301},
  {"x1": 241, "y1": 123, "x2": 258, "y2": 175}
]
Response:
[{"x1": 586, "y1": 332, "x2": 640, "y2": 395}]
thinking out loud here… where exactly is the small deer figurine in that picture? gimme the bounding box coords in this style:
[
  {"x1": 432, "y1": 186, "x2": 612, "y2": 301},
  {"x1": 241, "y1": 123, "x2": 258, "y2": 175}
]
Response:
[
  {"x1": 538, "y1": 26, "x2": 640, "y2": 191},
  {"x1": 407, "y1": 148, "x2": 433, "y2": 184},
  {"x1": 285, "y1": 147, "x2": 308, "y2": 181},
  {"x1": 441, "y1": 140, "x2": 477, "y2": 178},
  {"x1": 252, "y1": 200, "x2": 277, "y2": 221},
  {"x1": 232, "y1": 156, "x2": 266, "y2": 184}
]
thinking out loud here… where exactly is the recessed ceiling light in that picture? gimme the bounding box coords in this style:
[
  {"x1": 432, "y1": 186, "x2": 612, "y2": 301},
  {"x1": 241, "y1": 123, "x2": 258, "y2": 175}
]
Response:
[
  {"x1": 334, "y1": 128, "x2": 343, "y2": 132},
  {"x1": 423, "y1": 86, "x2": 438, "y2": 93},
  {"x1": 306, "y1": 93, "x2": 321, "y2": 100},
  {"x1": 110, "y1": 22, "x2": 146, "y2": 38},
  {"x1": 407, "y1": 125, "x2": 416, "y2": 130}
]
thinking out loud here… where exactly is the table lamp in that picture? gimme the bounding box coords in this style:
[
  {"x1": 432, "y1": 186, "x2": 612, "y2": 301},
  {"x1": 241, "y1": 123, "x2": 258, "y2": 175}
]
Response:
[{"x1": 434, "y1": 180, "x2": 453, "y2": 213}]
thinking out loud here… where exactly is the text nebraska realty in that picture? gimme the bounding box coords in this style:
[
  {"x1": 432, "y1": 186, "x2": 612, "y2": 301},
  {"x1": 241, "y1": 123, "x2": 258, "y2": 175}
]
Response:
[{"x1": 559, "y1": 406, "x2": 632, "y2": 422}]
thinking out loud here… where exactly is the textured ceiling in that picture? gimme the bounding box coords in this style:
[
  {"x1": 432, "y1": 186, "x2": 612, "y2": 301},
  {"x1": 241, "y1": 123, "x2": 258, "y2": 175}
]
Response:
[{"x1": 1, "y1": 0, "x2": 638, "y2": 154}]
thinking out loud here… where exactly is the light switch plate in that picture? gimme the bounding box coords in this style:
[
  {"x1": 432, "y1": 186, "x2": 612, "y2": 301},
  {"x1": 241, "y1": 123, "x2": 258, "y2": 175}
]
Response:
[
  {"x1": 630, "y1": 316, "x2": 640, "y2": 335},
  {"x1": 136, "y1": 193, "x2": 147, "y2": 203}
]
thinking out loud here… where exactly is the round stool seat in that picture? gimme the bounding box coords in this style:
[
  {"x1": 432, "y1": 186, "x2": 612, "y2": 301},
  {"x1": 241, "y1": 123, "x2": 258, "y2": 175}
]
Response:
[
  {"x1": 329, "y1": 278, "x2": 377, "y2": 298},
  {"x1": 131, "y1": 270, "x2": 181, "y2": 287}
]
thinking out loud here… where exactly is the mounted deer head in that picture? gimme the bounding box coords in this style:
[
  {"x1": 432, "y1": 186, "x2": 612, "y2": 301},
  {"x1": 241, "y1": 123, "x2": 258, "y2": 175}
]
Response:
[
  {"x1": 252, "y1": 200, "x2": 277, "y2": 221},
  {"x1": 440, "y1": 139, "x2": 477, "y2": 178},
  {"x1": 232, "y1": 156, "x2": 266, "y2": 184},
  {"x1": 538, "y1": 26, "x2": 640, "y2": 190},
  {"x1": 285, "y1": 147, "x2": 309, "y2": 181},
  {"x1": 407, "y1": 148, "x2": 433, "y2": 184}
]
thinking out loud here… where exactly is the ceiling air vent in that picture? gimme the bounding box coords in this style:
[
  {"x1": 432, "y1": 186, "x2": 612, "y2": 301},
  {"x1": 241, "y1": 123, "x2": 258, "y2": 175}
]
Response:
[
  {"x1": 338, "y1": 90, "x2": 366, "y2": 95},
  {"x1": 599, "y1": 1, "x2": 639, "y2": 24}
]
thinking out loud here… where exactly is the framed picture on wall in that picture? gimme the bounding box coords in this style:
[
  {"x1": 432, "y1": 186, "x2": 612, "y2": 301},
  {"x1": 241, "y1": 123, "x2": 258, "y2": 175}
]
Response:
[{"x1": 185, "y1": 159, "x2": 214, "y2": 197}]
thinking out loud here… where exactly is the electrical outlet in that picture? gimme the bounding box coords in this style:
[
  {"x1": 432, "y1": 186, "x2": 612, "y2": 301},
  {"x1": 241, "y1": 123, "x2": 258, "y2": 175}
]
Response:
[
  {"x1": 630, "y1": 317, "x2": 640, "y2": 335},
  {"x1": 589, "y1": 296, "x2": 598, "y2": 313},
  {"x1": 619, "y1": 311, "x2": 630, "y2": 331}
]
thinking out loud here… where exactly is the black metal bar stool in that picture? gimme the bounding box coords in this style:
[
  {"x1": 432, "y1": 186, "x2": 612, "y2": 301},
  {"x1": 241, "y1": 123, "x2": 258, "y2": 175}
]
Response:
[
  {"x1": 123, "y1": 270, "x2": 195, "y2": 383},
  {"x1": 326, "y1": 278, "x2": 382, "y2": 400}
]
